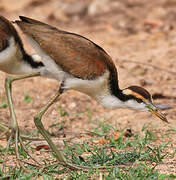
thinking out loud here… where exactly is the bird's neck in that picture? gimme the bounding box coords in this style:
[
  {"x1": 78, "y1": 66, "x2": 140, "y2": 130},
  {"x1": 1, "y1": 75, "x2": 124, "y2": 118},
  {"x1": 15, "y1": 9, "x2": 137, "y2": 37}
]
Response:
[
  {"x1": 91, "y1": 70, "x2": 127, "y2": 109},
  {"x1": 97, "y1": 93, "x2": 125, "y2": 109}
]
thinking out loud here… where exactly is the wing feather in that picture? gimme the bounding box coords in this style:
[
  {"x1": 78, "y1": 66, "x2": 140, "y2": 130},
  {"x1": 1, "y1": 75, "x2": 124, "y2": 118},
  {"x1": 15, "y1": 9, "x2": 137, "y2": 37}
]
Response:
[{"x1": 16, "y1": 16, "x2": 117, "y2": 80}]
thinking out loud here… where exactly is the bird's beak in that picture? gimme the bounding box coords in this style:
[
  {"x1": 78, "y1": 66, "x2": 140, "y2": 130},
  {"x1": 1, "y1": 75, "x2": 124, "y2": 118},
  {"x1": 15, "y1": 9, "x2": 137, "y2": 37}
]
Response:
[{"x1": 147, "y1": 103, "x2": 168, "y2": 123}]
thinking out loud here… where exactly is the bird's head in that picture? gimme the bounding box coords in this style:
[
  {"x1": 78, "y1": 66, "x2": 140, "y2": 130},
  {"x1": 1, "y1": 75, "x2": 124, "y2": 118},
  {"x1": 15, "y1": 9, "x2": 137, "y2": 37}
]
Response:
[{"x1": 122, "y1": 86, "x2": 168, "y2": 123}]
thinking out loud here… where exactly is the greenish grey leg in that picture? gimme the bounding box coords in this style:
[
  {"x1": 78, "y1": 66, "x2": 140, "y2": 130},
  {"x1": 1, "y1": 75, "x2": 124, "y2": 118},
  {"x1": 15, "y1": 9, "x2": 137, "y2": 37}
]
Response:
[
  {"x1": 33, "y1": 87, "x2": 89, "y2": 170},
  {"x1": 34, "y1": 90, "x2": 66, "y2": 163},
  {"x1": 2, "y1": 72, "x2": 41, "y2": 170},
  {"x1": 5, "y1": 73, "x2": 40, "y2": 132}
]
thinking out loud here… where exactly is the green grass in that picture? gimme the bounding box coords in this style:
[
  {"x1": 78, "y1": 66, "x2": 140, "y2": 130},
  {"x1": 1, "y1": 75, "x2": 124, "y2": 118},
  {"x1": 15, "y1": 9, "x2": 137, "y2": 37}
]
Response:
[
  {"x1": 24, "y1": 93, "x2": 33, "y2": 103},
  {"x1": 0, "y1": 123, "x2": 175, "y2": 179},
  {"x1": 0, "y1": 100, "x2": 8, "y2": 109}
]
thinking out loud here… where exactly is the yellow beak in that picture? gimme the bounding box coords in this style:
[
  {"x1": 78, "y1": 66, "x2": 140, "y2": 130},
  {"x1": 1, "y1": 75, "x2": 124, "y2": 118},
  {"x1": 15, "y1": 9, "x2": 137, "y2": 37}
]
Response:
[{"x1": 147, "y1": 104, "x2": 168, "y2": 123}]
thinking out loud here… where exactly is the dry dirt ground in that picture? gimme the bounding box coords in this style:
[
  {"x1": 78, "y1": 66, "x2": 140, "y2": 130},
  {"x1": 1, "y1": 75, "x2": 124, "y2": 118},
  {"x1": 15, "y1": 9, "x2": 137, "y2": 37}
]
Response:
[{"x1": 0, "y1": 0, "x2": 176, "y2": 176}]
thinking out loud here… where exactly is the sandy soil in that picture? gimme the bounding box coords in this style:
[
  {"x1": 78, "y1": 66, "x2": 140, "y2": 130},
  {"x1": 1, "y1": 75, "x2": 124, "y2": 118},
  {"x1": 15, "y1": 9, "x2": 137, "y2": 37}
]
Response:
[{"x1": 0, "y1": 0, "x2": 176, "y2": 175}]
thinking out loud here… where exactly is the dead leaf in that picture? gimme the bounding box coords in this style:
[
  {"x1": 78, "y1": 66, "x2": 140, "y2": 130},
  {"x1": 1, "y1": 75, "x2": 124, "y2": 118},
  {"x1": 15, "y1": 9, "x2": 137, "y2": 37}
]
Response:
[
  {"x1": 112, "y1": 131, "x2": 121, "y2": 140},
  {"x1": 36, "y1": 145, "x2": 50, "y2": 151},
  {"x1": 93, "y1": 138, "x2": 109, "y2": 145}
]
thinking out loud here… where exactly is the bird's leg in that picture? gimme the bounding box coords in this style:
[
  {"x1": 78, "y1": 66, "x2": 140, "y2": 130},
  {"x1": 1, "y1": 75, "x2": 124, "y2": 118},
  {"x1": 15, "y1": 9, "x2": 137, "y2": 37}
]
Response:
[
  {"x1": 2, "y1": 72, "x2": 41, "y2": 170},
  {"x1": 34, "y1": 88, "x2": 66, "y2": 163},
  {"x1": 34, "y1": 87, "x2": 84, "y2": 170}
]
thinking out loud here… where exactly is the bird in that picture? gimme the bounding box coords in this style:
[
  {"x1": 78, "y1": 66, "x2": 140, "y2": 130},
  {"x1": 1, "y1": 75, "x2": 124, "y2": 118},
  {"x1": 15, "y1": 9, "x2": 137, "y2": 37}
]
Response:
[
  {"x1": 14, "y1": 16, "x2": 168, "y2": 168},
  {"x1": 0, "y1": 15, "x2": 167, "y2": 170}
]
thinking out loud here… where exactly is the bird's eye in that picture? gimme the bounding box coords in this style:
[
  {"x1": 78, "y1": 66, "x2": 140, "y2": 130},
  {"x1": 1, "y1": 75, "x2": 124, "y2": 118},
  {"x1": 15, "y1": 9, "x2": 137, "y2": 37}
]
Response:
[{"x1": 136, "y1": 98, "x2": 143, "y2": 103}]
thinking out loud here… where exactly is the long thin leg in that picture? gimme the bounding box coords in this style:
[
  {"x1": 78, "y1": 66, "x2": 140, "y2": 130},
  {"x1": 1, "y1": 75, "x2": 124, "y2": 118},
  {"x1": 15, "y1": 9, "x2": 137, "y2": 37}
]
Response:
[
  {"x1": 33, "y1": 86, "x2": 91, "y2": 170},
  {"x1": 2, "y1": 72, "x2": 41, "y2": 168},
  {"x1": 5, "y1": 73, "x2": 41, "y2": 131},
  {"x1": 34, "y1": 89, "x2": 66, "y2": 163}
]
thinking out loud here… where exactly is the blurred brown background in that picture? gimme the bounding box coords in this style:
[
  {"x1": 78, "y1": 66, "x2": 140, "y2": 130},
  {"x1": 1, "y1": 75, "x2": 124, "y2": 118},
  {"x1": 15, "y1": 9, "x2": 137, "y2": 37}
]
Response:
[{"x1": 0, "y1": 0, "x2": 176, "y2": 174}]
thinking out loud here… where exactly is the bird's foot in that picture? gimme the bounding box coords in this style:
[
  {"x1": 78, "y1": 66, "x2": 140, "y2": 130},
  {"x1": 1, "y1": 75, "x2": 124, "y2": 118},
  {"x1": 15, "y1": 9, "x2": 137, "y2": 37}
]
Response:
[{"x1": 0, "y1": 123, "x2": 41, "y2": 172}]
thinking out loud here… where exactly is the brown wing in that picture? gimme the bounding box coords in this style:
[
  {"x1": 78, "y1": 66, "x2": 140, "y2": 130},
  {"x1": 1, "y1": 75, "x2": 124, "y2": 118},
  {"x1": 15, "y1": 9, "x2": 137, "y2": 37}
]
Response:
[{"x1": 16, "y1": 16, "x2": 118, "y2": 80}]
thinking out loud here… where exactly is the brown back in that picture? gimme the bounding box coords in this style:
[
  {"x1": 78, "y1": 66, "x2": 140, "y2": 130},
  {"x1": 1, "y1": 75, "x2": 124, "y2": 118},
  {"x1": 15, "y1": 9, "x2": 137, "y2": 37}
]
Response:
[{"x1": 16, "y1": 16, "x2": 118, "y2": 81}]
